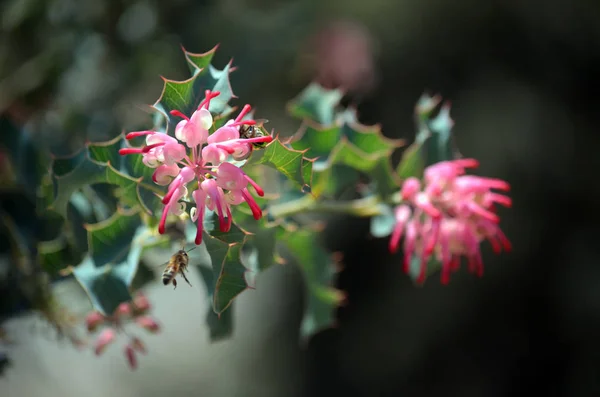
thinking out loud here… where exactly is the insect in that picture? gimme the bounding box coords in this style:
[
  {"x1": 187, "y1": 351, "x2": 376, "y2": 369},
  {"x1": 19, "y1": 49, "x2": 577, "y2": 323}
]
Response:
[
  {"x1": 161, "y1": 246, "x2": 196, "y2": 289},
  {"x1": 239, "y1": 119, "x2": 270, "y2": 149}
]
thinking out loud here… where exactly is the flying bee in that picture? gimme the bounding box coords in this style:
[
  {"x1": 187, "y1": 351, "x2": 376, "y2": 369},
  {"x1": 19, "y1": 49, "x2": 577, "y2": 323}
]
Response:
[
  {"x1": 161, "y1": 246, "x2": 196, "y2": 289},
  {"x1": 239, "y1": 119, "x2": 271, "y2": 149}
]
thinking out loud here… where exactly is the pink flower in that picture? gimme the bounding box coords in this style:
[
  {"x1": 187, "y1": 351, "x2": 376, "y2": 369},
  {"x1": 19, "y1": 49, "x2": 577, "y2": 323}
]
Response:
[
  {"x1": 135, "y1": 316, "x2": 160, "y2": 333},
  {"x1": 120, "y1": 91, "x2": 273, "y2": 243},
  {"x1": 133, "y1": 293, "x2": 151, "y2": 313},
  {"x1": 390, "y1": 158, "x2": 512, "y2": 284},
  {"x1": 94, "y1": 328, "x2": 116, "y2": 355},
  {"x1": 124, "y1": 344, "x2": 138, "y2": 370},
  {"x1": 85, "y1": 311, "x2": 105, "y2": 332}
]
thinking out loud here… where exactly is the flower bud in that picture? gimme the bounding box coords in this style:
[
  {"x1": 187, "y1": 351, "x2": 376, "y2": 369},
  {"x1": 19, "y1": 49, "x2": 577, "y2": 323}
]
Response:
[
  {"x1": 124, "y1": 344, "x2": 138, "y2": 370},
  {"x1": 94, "y1": 328, "x2": 116, "y2": 356},
  {"x1": 135, "y1": 316, "x2": 160, "y2": 333},
  {"x1": 85, "y1": 311, "x2": 105, "y2": 333}
]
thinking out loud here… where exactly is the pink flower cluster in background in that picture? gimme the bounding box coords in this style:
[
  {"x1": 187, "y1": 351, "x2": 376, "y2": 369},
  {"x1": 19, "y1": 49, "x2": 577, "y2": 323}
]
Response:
[
  {"x1": 389, "y1": 158, "x2": 512, "y2": 284},
  {"x1": 85, "y1": 293, "x2": 159, "y2": 370},
  {"x1": 119, "y1": 90, "x2": 273, "y2": 244}
]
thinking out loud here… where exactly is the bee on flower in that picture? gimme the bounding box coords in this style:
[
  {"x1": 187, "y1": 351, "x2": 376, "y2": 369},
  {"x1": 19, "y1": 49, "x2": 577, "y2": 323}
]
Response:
[
  {"x1": 119, "y1": 90, "x2": 273, "y2": 244},
  {"x1": 389, "y1": 158, "x2": 512, "y2": 285}
]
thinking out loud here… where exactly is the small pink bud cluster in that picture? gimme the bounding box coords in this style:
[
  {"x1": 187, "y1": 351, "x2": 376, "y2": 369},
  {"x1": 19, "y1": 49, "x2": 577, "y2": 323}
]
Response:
[
  {"x1": 120, "y1": 90, "x2": 273, "y2": 244},
  {"x1": 85, "y1": 292, "x2": 159, "y2": 370},
  {"x1": 389, "y1": 158, "x2": 512, "y2": 284}
]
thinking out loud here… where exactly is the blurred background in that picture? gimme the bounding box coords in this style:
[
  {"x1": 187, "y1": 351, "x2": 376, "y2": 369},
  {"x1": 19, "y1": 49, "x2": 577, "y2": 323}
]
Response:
[{"x1": 2, "y1": 0, "x2": 600, "y2": 396}]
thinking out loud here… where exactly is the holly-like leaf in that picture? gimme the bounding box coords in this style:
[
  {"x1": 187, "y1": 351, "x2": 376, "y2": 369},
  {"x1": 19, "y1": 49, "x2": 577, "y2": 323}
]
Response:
[
  {"x1": 414, "y1": 94, "x2": 459, "y2": 166},
  {"x1": 197, "y1": 232, "x2": 251, "y2": 315},
  {"x1": 287, "y1": 82, "x2": 343, "y2": 125},
  {"x1": 291, "y1": 116, "x2": 403, "y2": 160},
  {"x1": 197, "y1": 265, "x2": 234, "y2": 342},
  {"x1": 240, "y1": 224, "x2": 282, "y2": 276},
  {"x1": 312, "y1": 139, "x2": 400, "y2": 198},
  {"x1": 85, "y1": 207, "x2": 142, "y2": 267},
  {"x1": 396, "y1": 141, "x2": 425, "y2": 180},
  {"x1": 73, "y1": 225, "x2": 159, "y2": 315},
  {"x1": 245, "y1": 138, "x2": 312, "y2": 192},
  {"x1": 337, "y1": 108, "x2": 404, "y2": 154},
  {"x1": 183, "y1": 44, "x2": 220, "y2": 74},
  {"x1": 153, "y1": 49, "x2": 234, "y2": 135},
  {"x1": 49, "y1": 135, "x2": 164, "y2": 217},
  {"x1": 279, "y1": 228, "x2": 344, "y2": 337},
  {"x1": 38, "y1": 236, "x2": 80, "y2": 275}
]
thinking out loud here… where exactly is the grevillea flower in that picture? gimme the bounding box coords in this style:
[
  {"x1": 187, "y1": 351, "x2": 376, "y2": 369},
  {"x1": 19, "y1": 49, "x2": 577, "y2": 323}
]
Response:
[
  {"x1": 389, "y1": 158, "x2": 512, "y2": 284},
  {"x1": 85, "y1": 292, "x2": 160, "y2": 370},
  {"x1": 119, "y1": 90, "x2": 273, "y2": 244}
]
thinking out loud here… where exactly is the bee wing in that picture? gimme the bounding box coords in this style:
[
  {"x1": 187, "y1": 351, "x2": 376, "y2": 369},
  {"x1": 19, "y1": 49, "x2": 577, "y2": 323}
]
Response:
[{"x1": 154, "y1": 260, "x2": 171, "y2": 268}]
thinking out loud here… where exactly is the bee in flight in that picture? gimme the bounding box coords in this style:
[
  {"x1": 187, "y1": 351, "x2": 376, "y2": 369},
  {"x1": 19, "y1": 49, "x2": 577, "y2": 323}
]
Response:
[
  {"x1": 239, "y1": 119, "x2": 271, "y2": 149},
  {"x1": 161, "y1": 246, "x2": 196, "y2": 289}
]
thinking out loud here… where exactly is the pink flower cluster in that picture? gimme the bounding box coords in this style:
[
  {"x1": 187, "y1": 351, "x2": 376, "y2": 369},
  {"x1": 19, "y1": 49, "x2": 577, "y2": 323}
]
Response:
[
  {"x1": 389, "y1": 158, "x2": 512, "y2": 284},
  {"x1": 85, "y1": 293, "x2": 160, "y2": 370},
  {"x1": 119, "y1": 90, "x2": 273, "y2": 244}
]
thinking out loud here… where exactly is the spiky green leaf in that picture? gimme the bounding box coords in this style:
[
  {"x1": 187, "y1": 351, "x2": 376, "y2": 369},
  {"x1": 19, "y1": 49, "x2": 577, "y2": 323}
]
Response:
[
  {"x1": 287, "y1": 83, "x2": 343, "y2": 125},
  {"x1": 153, "y1": 51, "x2": 234, "y2": 135},
  {"x1": 245, "y1": 139, "x2": 312, "y2": 192},
  {"x1": 197, "y1": 232, "x2": 250, "y2": 315},
  {"x1": 197, "y1": 265, "x2": 234, "y2": 341},
  {"x1": 414, "y1": 94, "x2": 459, "y2": 166},
  {"x1": 183, "y1": 45, "x2": 220, "y2": 73},
  {"x1": 49, "y1": 135, "x2": 164, "y2": 218},
  {"x1": 73, "y1": 225, "x2": 161, "y2": 315},
  {"x1": 279, "y1": 227, "x2": 344, "y2": 337},
  {"x1": 85, "y1": 207, "x2": 142, "y2": 267},
  {"x1": 312, "y1": 139, "x2": 400, "y2": 197}
]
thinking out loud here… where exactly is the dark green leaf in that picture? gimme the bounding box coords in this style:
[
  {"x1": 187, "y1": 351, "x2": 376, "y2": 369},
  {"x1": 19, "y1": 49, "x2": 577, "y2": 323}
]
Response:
[
  {"x1": 312, "y1": 139, "x2": 400, "y2": 198},
  {"x1": 198, "y1": 232, "x2": 250, "y2": 315},
  {"x1": 198, "y1": 265, "x2": 234, "y2": 341},
  {"x1": 396, "y1": 141, "x2": 425, "y2": 180},
  {"x1": 73, "y1": 225, "x2": 160, "y2": 315},
  {"x1": 279, "y1": 228, "x2": 344, "y2": 337},
  {"x1": 49, "y1": 142, "x2": 160, "y2": 217},
  {"x1": 85, "y1": 207, "x2": 142, "y2": 267}
]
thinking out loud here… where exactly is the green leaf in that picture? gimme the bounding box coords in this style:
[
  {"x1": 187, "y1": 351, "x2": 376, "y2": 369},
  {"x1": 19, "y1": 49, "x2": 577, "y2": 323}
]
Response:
[
  {"x1": 197, "y1": 265, "x2": 234, "y2": 342},
  {"x1": 240, "y1": 225, "x2": 280, "y2": 273},
  {"x1": 414, "y1": 95, "x2": 459, "y2": 166},
  {"x1": 85, "y1": 207, "x2": 142, "y2": 267},
  {"x1": 312, "y1": 139, "x2": 400, "y2": 198},
  {"x1": 369, "y1": 203, "x2": 396, "y2": 238},
  {"x1": 153, "y1": 56, "x2": 234, "y2": 135},
  {"x1": 289, "y1": 123, "x2": 341, "y2": 159},
  {"x1": 73, "y1": 225, "x2": 158, "y2": 315},
  {"x1": 396, "y1": 141, "x2": 425, "y2": 180},
  {"x1": 183, "y1": 44, "x2": 220, "y2": 73},
  {"x1": 197, "y1": 232, "x2": 250, "y2": 315},
  {"x1": 287, "y1": 82, "x2": 343, "y2": 125},
  {"x1": 38, "y1": 236, "x2": 79, "y2": 275},
  {"x1": 279, "y1": 228, "x2": 344, "y2": 337},
  {"x1": 337, "y1": 108, "x2": 404, "y2": 154},
  {"x1": 244, "y1": 138, "x2": 312, "y2": 192},
  {"x1": 49, "y1": 136, "x2": 162, "y2": 218}
]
